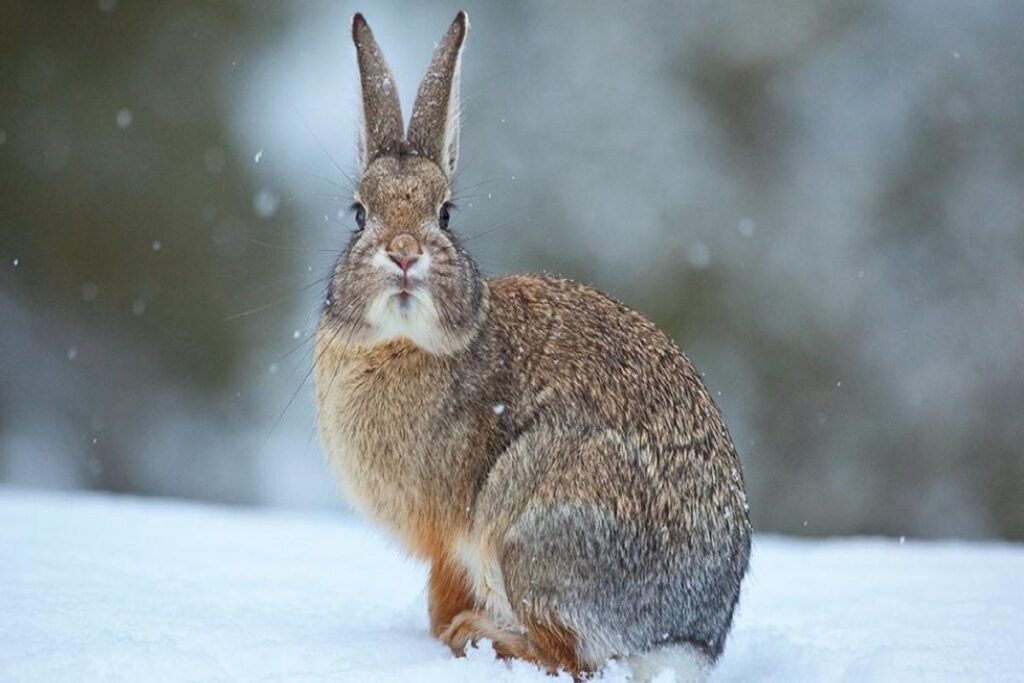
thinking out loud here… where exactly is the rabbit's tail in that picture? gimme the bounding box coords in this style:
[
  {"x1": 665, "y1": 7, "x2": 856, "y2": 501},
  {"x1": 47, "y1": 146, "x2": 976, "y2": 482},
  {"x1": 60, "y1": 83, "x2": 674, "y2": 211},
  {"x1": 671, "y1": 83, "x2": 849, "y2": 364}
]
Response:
[{"x1": 626, "y1": 641, "x2": 712, "y2": 683}]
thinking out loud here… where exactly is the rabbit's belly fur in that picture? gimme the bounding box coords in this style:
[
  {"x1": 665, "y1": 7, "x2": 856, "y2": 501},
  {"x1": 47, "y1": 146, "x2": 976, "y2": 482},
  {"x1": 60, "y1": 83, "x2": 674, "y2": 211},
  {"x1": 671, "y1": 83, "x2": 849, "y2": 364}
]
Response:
[{"x1": 313, "y1": 341, "x2": 478, "y2": 558}]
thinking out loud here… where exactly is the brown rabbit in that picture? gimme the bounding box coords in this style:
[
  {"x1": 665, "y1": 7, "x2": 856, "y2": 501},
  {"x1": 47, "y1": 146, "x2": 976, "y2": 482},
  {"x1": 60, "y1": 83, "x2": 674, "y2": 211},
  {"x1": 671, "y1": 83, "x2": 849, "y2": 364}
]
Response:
[{"x1": 314, "y1": 12, "x2": 751, "y2": 681}]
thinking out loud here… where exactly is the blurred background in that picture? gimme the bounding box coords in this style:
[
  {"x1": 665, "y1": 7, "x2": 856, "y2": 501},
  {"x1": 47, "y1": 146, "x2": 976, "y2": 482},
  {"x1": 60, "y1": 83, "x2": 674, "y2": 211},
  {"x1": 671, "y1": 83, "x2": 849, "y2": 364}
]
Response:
[{"x1": 2, "y1": 0, "x2": 1022, "y2": 539}]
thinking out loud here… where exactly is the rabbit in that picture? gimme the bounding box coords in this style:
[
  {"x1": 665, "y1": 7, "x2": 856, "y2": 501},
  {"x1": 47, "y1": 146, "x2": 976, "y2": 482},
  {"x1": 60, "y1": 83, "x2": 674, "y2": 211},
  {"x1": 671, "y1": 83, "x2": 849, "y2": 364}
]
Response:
[{"x1": 314, "y1": 11, "x2": 751, "y2": 682}]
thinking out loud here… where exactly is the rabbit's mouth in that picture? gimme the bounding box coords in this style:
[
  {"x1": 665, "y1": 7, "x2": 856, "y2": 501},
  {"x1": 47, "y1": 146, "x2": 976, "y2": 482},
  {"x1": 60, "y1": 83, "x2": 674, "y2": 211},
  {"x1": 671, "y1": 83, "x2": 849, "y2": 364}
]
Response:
[
  {"x1": 395, "y1": 273, "x2": 420, "y2": 295},
  {"x1": 390, "y1": 282, "x2": 428, "y2": 312},
  {"x1": 395, "y1": 289, "x2": 416, "y2": 313}
]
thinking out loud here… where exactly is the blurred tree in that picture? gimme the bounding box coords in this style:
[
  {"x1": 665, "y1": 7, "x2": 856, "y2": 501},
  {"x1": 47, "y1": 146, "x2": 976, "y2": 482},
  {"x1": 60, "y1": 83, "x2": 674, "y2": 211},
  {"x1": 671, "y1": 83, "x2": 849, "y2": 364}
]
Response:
[
  {"x1": 1, "y1": 0, "x2": 1021, "y2": 540},
  {"x1": 0, "y1": 1, "x2": 301, "y2": 501}
]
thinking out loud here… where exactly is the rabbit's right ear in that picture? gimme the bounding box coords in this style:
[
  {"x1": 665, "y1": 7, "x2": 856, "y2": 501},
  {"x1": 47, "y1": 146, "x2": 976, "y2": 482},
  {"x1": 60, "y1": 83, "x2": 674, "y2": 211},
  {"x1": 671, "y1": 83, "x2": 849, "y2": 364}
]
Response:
[{"x1": 351, "y1": 14, "x2": 404, "y2": 171}]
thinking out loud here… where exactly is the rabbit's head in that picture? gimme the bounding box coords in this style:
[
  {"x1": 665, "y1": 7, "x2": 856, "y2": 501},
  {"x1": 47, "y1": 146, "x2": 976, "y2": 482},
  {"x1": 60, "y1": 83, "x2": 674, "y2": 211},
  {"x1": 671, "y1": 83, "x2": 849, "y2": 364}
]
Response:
[{"x1": 323, "y1": 12, "x2": 486, "y2": 356}]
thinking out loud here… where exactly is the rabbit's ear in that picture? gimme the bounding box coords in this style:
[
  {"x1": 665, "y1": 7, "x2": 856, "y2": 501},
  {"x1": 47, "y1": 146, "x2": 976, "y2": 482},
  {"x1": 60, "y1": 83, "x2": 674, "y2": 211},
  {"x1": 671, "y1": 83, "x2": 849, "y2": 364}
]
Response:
[
  {"x1": 352, "y1": 13, "x2": 404, "y2": 171},
  {"x1": 407, "y1": 12, "x2": 468, "y2": 179}
]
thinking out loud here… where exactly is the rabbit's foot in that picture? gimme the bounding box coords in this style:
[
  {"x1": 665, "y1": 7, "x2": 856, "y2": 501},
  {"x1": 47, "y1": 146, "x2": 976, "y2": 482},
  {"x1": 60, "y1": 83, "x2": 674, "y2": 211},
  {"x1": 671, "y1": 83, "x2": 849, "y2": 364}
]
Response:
[
  {"x1": 440, "y1": 610, "x2": 525, "y2": 656},
  {"x1": 441, "y1": 610, "x2": 584, "y2": 678}
]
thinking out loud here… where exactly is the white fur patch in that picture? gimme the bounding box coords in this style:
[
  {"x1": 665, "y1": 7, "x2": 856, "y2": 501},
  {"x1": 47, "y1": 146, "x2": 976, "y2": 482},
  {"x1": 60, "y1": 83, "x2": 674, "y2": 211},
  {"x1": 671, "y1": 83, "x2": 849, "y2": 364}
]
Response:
[
  {"x1": 453, "y1": 535, "x2": 520, "y2": 631},
  {"x1": 364, "y1": 249, "x2": 453, "y2": 354},
  {"x1": 627, "y1": 643, "x2": 711, "y2": 683}
]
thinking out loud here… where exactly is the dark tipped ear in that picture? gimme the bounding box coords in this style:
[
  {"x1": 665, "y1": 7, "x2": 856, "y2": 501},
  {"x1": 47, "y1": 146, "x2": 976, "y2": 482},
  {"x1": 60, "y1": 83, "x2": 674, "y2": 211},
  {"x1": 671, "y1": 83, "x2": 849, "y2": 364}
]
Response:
[
  {"x1": 407, "y1": 11, "x2": 468, "y2": 179},
  {"x1": 352, "y1": 13, "x2": 404, "y2": 171}
]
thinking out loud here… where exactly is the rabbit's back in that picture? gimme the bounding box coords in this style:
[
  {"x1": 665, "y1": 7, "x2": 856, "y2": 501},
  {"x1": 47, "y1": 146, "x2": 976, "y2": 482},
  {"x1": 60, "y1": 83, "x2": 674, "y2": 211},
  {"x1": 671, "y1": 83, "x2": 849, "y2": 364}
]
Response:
[{"x1": 487, "y1": 275, "x2": 734, "y2": 434}]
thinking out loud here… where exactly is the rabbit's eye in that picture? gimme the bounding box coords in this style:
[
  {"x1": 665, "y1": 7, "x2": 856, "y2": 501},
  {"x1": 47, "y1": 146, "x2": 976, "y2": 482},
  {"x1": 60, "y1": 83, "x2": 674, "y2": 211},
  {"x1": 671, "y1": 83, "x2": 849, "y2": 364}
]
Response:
[
  {"x1": 439, "y1": 202, "x2": 454, "y2": 230},
  {"x1": 352, "y1": 202, "x2": 367, "y2": 231}
]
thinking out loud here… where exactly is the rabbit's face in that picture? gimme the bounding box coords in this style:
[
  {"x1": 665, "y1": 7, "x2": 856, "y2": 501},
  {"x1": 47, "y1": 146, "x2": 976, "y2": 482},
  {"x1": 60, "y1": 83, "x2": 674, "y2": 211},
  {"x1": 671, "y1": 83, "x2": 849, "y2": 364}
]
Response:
[
  {"x1": 323, "y1": 155, "x2": 487, "y2": 355},
  {"x1": 324, "y1": 12, "x2": 480, "y2": 354}
]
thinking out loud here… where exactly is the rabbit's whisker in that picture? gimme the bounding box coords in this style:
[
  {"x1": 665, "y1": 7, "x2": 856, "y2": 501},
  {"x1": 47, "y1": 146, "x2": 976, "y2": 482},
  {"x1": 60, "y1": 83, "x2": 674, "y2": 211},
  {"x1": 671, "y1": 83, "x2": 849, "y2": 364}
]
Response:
[
  {"x1": 265, "y1": 309, "x2": 361, "y2": 446},
  {"x1": 227, "y1": 275, "x2": 334, "y2": 322},
  {"x1": 249, "y1": 238, "x2": 339, "y2": 254},
  {"x1": 302, "y1": 117, "x2": 359, "y2": 191}
]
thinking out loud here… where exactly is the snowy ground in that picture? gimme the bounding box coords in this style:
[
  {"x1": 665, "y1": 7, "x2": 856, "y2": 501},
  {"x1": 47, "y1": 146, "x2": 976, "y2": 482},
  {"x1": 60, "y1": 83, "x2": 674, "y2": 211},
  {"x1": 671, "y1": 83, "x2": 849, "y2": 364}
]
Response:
[{"x1": 2, "y1": 489, "x2": 1021, "y2": 682}]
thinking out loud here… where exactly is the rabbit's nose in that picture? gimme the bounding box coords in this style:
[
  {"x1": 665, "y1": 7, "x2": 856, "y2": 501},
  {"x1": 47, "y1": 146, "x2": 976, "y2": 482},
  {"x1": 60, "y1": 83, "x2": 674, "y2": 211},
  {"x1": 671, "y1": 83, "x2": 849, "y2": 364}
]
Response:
[{"x1": 386, "y1": 233, "x2": 422, "y2": 271}]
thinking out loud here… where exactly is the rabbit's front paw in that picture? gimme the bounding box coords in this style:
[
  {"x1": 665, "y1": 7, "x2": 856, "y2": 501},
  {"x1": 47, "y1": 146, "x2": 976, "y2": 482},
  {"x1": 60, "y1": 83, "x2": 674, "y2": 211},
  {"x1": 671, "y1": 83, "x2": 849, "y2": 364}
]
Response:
[
  {"x1": 441, "y1": 609, "x2": 585, "y2": 677},
  {"x1": 440, "y1": 610, "x2": 487, "y2": 655},
  {"x1": 440, "y1": 610, "x2": 530, "y2": 658}
]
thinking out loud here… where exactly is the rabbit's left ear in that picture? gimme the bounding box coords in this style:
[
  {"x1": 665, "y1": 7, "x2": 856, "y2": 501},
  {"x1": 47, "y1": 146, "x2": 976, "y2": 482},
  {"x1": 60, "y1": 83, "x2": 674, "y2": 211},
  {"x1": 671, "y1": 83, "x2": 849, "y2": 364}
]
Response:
[
  {"x1": 407, "y1": 12, "x2": 468, "y2": 179},
  {"x1": 352, "y1": 13, "x2": 404, "y2": 171}
]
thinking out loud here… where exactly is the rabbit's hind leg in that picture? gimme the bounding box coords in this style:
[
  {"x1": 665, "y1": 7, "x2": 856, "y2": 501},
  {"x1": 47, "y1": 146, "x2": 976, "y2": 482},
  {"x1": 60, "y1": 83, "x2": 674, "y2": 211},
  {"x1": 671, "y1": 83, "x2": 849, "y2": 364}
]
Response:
[{"x1": 440, "y1": 609, "x2": 584, "y2": 677}]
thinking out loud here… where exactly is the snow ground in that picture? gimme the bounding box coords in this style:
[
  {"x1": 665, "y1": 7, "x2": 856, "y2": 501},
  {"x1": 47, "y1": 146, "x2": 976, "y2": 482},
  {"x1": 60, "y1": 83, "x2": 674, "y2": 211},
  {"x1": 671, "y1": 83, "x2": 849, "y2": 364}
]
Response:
[{"x1": 2, "y1": 489, "x2": 1021, "y2": 682}]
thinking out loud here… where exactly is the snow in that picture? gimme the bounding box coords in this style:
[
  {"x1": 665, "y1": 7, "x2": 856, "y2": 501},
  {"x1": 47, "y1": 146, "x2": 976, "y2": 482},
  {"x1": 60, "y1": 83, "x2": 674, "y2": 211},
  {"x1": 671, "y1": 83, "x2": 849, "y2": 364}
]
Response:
[
  {"x1": 115, "y1": 108, "x2": 133, "y2": 129},
  {"x1": 2, "y1": 489, "x2": 1021, "y2": 682},
  {"x1": 686, "y1": 241, "x2": 711, "y2": 269},
  {"x1": 252, "y1": 189, "x2": 280, "y2": 218}
]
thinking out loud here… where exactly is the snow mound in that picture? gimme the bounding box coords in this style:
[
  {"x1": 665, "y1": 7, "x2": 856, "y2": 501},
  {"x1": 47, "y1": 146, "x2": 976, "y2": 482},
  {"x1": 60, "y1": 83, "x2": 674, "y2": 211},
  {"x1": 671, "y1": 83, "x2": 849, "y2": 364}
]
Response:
[{"x1": 2, "y1": 489, "x2": 1021, "y2": 682}]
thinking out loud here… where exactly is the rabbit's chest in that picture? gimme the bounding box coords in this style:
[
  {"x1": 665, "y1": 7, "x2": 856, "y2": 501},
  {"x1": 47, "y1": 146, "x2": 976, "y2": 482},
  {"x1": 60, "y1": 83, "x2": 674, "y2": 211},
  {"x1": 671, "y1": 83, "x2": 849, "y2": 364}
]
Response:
[{"x1": 314, "y1": 341, "x2": 469, "y2": 554}]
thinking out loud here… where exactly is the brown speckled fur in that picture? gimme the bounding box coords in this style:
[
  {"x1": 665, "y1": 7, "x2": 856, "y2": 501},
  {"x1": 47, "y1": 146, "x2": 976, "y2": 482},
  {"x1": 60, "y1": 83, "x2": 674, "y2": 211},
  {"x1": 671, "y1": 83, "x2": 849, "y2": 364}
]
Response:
[{"x1": 314, "y1": 12, "x2": 751, "y2": 680}]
